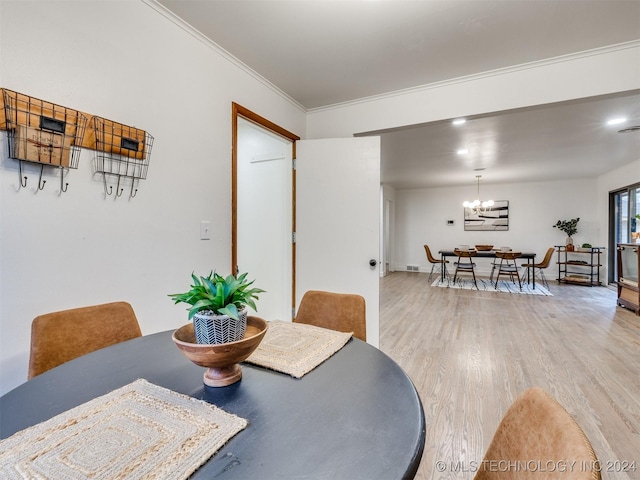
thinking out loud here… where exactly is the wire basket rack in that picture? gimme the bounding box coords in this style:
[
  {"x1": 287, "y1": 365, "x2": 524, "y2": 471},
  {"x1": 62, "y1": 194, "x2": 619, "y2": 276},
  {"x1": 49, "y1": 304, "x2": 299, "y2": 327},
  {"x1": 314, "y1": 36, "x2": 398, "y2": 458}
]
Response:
[
  {"x1": 91, "y1": 116, "x2": 153, "y2": 197},
  {"x1": 2, "y1": 89, "x2": 87, "y2": 169},
  {"x1": 92, "y1": 116, "x2": 153, "y2": 179}
]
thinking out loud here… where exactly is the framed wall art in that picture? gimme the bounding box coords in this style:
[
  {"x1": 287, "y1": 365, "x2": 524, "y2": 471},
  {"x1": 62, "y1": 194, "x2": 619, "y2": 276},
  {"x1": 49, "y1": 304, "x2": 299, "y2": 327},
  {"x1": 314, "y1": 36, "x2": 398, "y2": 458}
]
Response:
[{"x1": 464, "y1": 200, "x2": 509, "y2": 231}]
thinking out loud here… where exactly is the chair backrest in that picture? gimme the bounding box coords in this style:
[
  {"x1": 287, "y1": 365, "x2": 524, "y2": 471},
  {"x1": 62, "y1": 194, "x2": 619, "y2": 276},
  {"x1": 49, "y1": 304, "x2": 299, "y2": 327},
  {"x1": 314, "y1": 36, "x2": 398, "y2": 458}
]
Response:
[
  {"x1": 424, "y1": 244, "x2": 439, "y2": 263},
  {"x1": 474, "y1": 387, "x2": 601, "y2": 480},
  {"x1": 454, "y1": 249, "x2": 476, "y2": 258},
  {"x1": 28, "y1": 301, "x2": 142, "y2": 379},
  {"x1": 538, "y1": 247, "x2": 555, "y2": 268},
  {"x1": 294, "y1": 290, "x2": 366, "y2": 341}
]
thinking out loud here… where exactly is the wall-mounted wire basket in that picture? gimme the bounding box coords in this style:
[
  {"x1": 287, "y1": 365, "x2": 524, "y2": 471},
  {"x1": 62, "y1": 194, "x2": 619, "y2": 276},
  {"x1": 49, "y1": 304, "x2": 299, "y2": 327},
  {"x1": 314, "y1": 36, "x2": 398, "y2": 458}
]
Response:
[
  {"x1": 2, "y1": 89, "x2": 87, "y2": 169},
  {"x1": 90, "y1": 116, "x2": 153, "y2": 197},
  {"x1": 92, "y1": 116, "x2": 153, "y2": 179}
]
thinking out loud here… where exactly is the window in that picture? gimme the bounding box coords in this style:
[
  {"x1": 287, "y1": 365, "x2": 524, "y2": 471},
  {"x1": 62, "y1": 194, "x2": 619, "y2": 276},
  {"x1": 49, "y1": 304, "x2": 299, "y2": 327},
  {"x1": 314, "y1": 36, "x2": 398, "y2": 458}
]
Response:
[{"x1": 610, "y1": 183, "x2": 640, "y2": 282}]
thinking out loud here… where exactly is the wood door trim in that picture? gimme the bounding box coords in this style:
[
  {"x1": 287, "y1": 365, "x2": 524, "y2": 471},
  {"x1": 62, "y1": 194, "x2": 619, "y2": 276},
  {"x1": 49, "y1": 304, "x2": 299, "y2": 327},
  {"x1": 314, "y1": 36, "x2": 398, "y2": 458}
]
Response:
[{"x1": 231, "y1": 102, "x2": 300, "y2": 318}]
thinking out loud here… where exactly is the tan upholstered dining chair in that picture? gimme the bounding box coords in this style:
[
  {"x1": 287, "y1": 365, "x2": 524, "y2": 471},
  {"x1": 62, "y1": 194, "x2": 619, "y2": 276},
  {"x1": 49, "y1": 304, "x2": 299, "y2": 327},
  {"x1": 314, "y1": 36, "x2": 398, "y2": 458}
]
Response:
[
  {"x1": 28, "y1": 301, "x2": 142, "y2": 379},
  {"x1": 474, "y1": 387, "x2": 601, "y2": 480},
  {"x1": 424, "y1": 244, "x2": 449, "y2": 281},
  {"x1": 294, "y1": 290, "x2": 366, "y2": 341}
]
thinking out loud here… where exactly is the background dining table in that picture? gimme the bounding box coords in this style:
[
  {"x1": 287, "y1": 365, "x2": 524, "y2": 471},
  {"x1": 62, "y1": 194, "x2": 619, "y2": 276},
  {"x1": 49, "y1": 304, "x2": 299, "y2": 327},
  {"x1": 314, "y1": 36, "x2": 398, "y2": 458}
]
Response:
[
  {"x1": 0, "y1": 328, "x2": 425, "y2": 479},
  {"x1": 439, "y1": 249, "x2": 537, "y2": 287}
]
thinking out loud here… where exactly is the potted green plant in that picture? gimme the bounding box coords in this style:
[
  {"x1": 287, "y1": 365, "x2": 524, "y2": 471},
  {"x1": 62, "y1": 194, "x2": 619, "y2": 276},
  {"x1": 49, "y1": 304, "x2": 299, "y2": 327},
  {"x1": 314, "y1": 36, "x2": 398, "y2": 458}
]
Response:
[
  {"x1": 169, "y1": 271, "x2": 265, "y2": 344},
  {"x1": 553, "y1": 218, "x2": 580, "y2": 251}
]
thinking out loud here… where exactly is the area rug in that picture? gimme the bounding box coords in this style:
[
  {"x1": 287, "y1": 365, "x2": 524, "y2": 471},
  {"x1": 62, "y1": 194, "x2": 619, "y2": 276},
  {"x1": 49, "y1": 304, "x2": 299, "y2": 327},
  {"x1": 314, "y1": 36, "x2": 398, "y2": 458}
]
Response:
[
  {"x1": 431, "y1": 277, "x2": 552, "y2": 296},
  {"x1": 245, "y1": 320, "x2": 352, "y2": 378},
  {"x1": 0, "y1": 379, "x2": 247, "y2": 480}
]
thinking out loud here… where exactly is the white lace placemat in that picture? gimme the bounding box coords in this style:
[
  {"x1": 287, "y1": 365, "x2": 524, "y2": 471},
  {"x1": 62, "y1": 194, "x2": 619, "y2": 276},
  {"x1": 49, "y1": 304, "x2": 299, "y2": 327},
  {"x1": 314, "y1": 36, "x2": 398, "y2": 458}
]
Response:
[
  {"x1": 245, "y1": 320, "x2": 352, "y2": 378},
  {"x1": 0, "y1": 379, "x2": 247, "y2": 479}
]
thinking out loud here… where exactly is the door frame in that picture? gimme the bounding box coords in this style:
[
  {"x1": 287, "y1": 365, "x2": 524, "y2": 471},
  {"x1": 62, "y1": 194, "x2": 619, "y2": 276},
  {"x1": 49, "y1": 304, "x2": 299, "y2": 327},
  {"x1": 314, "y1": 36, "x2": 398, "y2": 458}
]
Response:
[{"x1": 231, "y1": 103, "x2": 300, "y2": 317}]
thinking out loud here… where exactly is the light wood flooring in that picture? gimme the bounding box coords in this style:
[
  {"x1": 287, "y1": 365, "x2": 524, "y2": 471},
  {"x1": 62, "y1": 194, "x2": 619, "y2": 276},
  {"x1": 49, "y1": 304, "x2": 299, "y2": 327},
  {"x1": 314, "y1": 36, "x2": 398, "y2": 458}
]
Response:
[{"x1": 379, "y1": 272, "x2": 640, "y2": 480}]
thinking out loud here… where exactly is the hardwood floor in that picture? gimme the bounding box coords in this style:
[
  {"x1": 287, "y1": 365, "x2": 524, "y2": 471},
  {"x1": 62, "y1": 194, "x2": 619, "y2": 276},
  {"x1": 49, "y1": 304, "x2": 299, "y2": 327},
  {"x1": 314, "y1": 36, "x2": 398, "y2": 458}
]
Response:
[{"x1": 379, "y1": 272, "x2": 640, "y2": 480}]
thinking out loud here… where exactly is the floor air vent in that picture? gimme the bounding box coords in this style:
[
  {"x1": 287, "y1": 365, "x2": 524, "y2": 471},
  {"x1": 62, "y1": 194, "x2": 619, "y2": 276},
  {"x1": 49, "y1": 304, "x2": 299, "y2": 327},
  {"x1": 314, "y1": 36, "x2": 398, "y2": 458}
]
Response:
[{"x1": 406, "y1": 265, "x2": 419, "y2": 272}]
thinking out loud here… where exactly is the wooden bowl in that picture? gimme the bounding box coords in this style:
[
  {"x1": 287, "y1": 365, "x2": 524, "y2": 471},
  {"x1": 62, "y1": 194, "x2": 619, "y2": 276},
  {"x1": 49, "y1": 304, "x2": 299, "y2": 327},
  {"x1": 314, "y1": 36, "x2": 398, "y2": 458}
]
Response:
[
  {"x1": 475, "y1": 244, "x2": 494, "y2": 251},
  {"x1": 172, "y1": 316, "x2": 268, "y2": 387}
]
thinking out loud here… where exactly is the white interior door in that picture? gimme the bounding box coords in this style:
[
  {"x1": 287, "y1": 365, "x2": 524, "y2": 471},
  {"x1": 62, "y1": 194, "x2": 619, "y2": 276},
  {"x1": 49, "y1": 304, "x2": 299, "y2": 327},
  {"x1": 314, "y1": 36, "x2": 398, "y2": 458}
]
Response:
[{"x1": 296, "y1": 137, "x2": 380, "y2": 347}]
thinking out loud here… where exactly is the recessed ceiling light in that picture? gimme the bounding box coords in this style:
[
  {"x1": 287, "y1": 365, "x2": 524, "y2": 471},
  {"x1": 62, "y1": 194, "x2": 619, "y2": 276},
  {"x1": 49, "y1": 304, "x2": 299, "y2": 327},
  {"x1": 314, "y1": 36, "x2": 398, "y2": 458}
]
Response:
[
  {"x1": 452, "y1": 118, "x2": 466, "y2": 126},
  {"x1": 607, "y1": 117, "x2": 627, "y2": 125},
  {"x1": 457, "y1": 149, "x2": 469, "y2": 155}
]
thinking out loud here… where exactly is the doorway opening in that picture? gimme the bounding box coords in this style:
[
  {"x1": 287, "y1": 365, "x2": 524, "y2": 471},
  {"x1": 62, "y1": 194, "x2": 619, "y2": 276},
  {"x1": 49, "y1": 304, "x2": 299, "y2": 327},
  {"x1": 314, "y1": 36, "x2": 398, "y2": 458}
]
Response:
[{"x1": 232, "y1": 103, "x2": 300, "y2": 321}]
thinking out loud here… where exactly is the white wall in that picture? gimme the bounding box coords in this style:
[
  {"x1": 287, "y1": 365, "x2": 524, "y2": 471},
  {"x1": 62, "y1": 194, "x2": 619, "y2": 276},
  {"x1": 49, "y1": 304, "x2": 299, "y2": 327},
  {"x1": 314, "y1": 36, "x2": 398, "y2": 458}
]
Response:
[
  {"x1": 394, "y1": 162, "x2": 640, "y2": 280},
  {"x1": 394, "y1": 179, "x2": 600, "y2": 277},
  {"x1": 0, "y1": 1, "x2": 305, "y2": 395}
]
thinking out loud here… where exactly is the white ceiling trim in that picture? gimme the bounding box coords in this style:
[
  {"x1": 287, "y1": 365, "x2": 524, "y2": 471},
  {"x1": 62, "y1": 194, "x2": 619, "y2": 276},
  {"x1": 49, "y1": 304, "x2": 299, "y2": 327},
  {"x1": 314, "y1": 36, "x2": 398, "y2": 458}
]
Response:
[
  {"x1": 308, "y1": 40, "x2": 640, "y2": 114},
  {"x1": 142, "y1": 0, "x2": 306, "y2": 112}
]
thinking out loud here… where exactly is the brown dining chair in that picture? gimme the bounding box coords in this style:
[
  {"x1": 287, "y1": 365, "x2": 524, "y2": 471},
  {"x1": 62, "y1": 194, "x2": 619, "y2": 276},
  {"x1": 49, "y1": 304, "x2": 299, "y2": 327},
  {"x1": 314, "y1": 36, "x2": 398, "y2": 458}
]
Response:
[
  {"x1": 453, "y1": 249, "x2": 478, "y2": 289},
  {"x1": 424, "y1": 244, "x2": 449, "y2": 281},
  {"x1": 474, "y1": 387, "x2": 601, "y2": 480},
  {"x1": 28, "y1": 301, "x2": 142, "y2": 379},
  {"x1": 521, "y1": 247, "x2": 555, "y2": 289},
  {"x1": 493, "y1": 251, "x2": 522, "y2": 290},
  {"x1": 294, "y1": 290, "x2": 366, "y2": 341}
]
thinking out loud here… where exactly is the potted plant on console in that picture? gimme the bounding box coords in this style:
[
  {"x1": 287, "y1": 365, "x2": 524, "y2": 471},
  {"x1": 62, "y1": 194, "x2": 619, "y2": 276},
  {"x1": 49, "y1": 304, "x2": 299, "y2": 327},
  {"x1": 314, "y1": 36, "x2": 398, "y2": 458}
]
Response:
[
  {"x1": 169, "y1": 271, "x2": 265, "y2": 344},
  {"x1": 553, "y1": 217, "x2": 580, "y2": 251}
]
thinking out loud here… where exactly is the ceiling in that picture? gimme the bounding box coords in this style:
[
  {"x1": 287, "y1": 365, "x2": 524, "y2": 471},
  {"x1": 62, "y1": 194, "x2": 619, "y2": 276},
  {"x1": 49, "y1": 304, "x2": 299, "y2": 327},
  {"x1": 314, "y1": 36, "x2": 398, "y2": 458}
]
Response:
[
  {"x1": 155, "y1": 0, "x2": 640, "y2": 189},
  {"x1": 370, "y1": 91, "x2": 640, "y2": 189}
]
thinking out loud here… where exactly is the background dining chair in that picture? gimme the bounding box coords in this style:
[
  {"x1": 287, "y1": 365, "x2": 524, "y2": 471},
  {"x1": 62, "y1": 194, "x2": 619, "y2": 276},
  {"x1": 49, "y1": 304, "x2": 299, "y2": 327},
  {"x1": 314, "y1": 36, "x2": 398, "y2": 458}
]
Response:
[
  {"x1": 489, "y1": 247, "x2": 512, "y2": 282},
  {"x1": 294, "y1": 290, "x2": 366, "y2": 341},
  {"x1": 474, "y1": 387, "x2": 601, "y2": 480},
  {"x1": 424, "y1": 244, "x2": 449, "y2": 281},
  {"x1": 28, "y1": 301, "x2": 142, "y2": 379},
  {"x1": 453, "y1": 249, "x2": 478, "y2": 289},
  {"x1": 493, "y1": 251, "x2": 522, "y2": 289},
  {"x1": 522, "y1": 247, "x2": 555, "y2": 289}
]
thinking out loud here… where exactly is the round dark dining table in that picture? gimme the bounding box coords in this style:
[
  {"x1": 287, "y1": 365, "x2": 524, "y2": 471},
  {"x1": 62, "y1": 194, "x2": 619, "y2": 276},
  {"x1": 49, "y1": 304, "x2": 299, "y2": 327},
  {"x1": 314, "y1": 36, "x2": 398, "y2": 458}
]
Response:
[{"x1": 0, "y1": 329, "x2": 425, "y2": 479}]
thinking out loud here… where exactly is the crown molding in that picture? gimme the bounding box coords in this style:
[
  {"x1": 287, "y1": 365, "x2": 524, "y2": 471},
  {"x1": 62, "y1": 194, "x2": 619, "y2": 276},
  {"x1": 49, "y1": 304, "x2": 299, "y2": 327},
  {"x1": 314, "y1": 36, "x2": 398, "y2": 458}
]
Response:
[
  {"x1": 308, "y1": 40, "x2": 640, "y2": 113},
  {"x1": 142, "y1": 1, "x2": 639, "y2": 116},
  {"x1": 142, "y1": 0, "x2": 306, "y2": 113}
]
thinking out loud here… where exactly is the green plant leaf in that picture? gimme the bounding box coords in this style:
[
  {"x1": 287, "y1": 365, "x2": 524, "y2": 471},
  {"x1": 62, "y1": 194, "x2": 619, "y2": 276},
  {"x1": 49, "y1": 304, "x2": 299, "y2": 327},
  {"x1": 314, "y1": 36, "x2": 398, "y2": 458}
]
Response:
[{"x1": 218, "y1": 304, "x2": 239, "y2": 320}]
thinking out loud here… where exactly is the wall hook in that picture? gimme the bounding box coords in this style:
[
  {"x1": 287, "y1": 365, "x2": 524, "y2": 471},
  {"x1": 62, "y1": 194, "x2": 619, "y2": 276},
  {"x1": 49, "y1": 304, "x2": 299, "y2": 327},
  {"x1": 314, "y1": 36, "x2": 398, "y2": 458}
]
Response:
[
  {"x1": 37, "y1": 164, "x2": 46, "y2": 190},
  {"x1": 18, "y1": 161, "x2": 27, "y2": 188},
  {"x1": 103, "y1": 174, "x2": 113, "y2": 196},
  {"x1": 60, "y1": 168, "x2": 69, "y2": 193},
  {"x1": 115, "y1": 175, "x2": 124, "y2": 197},
  {"x1": 130, "y1": 181, "x2": 138, "y2": 198}
]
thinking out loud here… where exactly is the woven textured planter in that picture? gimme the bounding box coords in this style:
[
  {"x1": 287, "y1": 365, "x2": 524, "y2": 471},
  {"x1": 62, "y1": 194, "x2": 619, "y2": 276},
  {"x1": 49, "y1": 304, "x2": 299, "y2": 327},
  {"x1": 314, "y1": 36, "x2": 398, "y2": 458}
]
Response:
[{"x1": 193, "y1": 308, "x2": 247, "y2": 344}]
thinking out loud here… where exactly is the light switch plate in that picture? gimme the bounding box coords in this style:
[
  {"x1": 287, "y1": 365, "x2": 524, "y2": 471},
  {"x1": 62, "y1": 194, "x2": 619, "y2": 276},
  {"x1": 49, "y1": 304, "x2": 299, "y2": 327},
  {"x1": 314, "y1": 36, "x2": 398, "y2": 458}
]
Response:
[{"x1": 200, "y1": 221, "x2": 211, "y2": 240}]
